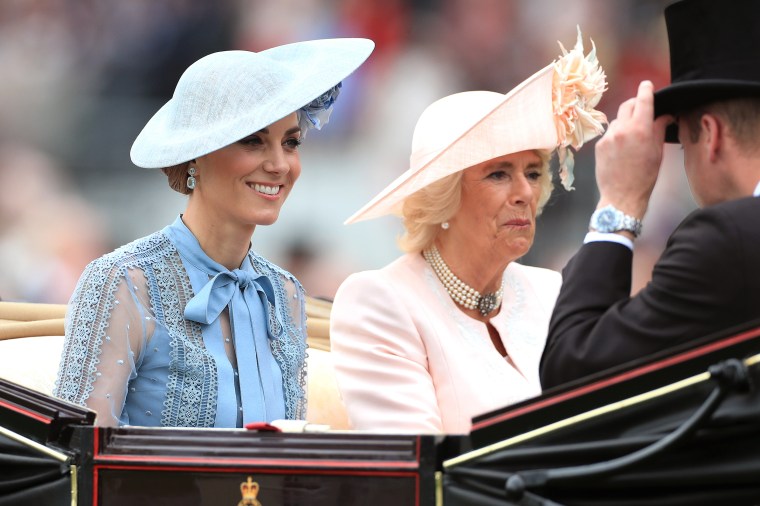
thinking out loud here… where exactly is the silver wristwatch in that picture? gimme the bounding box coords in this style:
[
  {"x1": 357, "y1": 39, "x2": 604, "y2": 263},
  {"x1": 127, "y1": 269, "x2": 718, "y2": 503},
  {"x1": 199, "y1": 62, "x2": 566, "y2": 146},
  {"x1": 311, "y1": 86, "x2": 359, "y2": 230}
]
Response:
[{"x1": 589, "y1": 204, "x2": 643, "y2": 237}]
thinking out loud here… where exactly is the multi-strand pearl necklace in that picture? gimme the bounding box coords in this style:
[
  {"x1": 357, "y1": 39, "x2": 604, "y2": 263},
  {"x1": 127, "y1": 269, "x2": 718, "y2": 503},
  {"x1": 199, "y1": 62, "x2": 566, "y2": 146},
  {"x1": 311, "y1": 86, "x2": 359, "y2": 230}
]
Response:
[{"x1": 423, "y1": 245, "x2": 504, "y2": 316}]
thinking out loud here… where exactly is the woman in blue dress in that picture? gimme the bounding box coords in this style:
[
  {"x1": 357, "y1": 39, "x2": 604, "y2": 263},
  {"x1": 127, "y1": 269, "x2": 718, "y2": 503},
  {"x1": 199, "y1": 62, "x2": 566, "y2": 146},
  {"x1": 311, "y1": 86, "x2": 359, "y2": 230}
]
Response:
[{"x1": 54, "y1": 39, "x2": 374, "y2": 427}]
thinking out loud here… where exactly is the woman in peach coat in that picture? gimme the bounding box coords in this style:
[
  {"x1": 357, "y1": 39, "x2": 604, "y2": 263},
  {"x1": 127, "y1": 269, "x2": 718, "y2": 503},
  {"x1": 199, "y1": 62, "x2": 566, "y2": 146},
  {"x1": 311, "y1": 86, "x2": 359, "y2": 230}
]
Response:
[{"x1": 331, "y1": 30, "x2": 608, "y2": 434}]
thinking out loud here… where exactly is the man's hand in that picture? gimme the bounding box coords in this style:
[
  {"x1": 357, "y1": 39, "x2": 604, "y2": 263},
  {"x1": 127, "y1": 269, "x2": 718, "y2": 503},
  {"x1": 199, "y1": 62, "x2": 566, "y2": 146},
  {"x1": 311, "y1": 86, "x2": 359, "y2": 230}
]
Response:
[{"x1": 594, "y1": 80, "x2": 673, "y2": 218}]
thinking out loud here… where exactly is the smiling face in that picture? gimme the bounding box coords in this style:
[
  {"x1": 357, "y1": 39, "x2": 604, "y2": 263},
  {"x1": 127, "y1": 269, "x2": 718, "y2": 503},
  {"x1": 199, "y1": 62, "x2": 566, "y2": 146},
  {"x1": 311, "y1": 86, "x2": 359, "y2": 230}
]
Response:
[
  {"x1": 450, "y1": 150, "x2": 545, "y2": 261},
  {"x1": 191, "y1": 113, "x2": 302, "y2": 228}
]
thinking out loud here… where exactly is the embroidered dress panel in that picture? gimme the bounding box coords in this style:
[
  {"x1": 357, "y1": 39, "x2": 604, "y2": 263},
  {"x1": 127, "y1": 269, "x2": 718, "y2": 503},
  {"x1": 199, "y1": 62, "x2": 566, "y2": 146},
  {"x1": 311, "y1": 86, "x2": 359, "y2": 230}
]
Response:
[{"x1": 54, "y1": 216, "x2": 307, "y2": 427}]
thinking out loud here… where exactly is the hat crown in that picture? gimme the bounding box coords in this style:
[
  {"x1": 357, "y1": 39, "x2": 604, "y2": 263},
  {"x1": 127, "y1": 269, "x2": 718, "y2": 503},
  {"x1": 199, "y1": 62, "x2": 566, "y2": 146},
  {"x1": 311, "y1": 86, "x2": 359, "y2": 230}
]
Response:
[
  {"x1": 169, "y1": 51, "x2": 292, "y2": 135},
  {"x1": 654, "y1": 0, "x2": 760, "y2": 137},
  {"x1": 411, "y1": 91, "x2": 503, "y2": 168},
  {"x1": 666, "y1": 0, "x2": 760, "y2": 85}
]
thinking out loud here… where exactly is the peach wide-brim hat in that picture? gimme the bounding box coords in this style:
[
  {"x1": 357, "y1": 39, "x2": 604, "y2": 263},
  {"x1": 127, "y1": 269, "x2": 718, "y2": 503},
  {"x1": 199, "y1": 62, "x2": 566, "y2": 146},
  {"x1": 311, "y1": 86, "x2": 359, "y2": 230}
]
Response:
[
  {"x1": 346, "y1": 28, "x2": 607, "y2": 224},
  {"x1": 131, "y1": 38, "x2": 374, "y2": 169}
]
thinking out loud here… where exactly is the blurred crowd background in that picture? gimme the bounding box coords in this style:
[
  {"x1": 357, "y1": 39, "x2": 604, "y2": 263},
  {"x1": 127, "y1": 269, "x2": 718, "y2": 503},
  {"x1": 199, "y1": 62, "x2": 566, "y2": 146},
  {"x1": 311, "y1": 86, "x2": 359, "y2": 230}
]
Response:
[{"x1": 0, "y1": 0, "x2": 694, "y2": 304}]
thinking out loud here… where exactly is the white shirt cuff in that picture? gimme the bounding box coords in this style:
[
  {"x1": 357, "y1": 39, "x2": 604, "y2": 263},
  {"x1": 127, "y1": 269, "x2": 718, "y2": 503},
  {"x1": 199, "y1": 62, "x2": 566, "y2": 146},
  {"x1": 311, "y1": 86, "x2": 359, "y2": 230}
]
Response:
[{"x1": 583, "y1": 231, "x2": 634, "y2": 251}]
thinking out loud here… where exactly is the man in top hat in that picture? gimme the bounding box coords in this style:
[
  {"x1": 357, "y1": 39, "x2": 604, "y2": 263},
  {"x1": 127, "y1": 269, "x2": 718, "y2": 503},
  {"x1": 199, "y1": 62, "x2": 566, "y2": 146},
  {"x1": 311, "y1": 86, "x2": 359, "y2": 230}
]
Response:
[{"x1": 540, "y1": 0, "x2": 760, "y2": 388}]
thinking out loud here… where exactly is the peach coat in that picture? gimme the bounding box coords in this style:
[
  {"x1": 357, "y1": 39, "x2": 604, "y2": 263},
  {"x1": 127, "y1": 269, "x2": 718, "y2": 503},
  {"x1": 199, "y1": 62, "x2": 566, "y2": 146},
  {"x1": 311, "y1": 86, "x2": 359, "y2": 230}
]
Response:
[{"x1": 330, "y1": 252, "x2": 561, "y2": 434}]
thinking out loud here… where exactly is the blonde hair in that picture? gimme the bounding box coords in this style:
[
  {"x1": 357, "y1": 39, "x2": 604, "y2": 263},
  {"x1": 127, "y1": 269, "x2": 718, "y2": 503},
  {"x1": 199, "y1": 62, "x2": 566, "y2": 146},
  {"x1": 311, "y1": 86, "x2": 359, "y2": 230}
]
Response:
[{"x1": 398, "y1": 149, "x2": 554, "y2": 253}]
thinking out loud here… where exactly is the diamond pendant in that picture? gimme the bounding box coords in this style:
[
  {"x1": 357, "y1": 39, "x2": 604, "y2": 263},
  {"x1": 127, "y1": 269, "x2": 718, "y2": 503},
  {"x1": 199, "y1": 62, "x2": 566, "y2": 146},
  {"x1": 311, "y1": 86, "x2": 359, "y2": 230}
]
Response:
[{"x1": 478, "y1": 293, "x2": 498, "y2": 316}]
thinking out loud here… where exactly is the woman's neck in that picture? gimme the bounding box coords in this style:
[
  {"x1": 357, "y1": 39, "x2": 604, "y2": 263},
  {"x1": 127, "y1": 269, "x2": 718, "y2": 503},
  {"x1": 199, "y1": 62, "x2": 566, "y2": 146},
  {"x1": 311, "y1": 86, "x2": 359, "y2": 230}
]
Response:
[
  {"x1": 422, "y1": 244, "x2": 507, "y2": 323},
  {"x1": 433, "y1": 237, "x2": 509, "y2": 296},
  {"x1": 181, "y1": 208, "x2": 254, "y2": 271}
]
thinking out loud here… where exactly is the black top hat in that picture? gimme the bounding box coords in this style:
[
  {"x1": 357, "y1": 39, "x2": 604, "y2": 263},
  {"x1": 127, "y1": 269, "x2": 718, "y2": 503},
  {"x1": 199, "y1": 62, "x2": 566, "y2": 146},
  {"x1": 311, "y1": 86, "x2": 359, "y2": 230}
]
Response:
[{"x1": 653, "y1": 0, "x2": 760, "y2": 142}]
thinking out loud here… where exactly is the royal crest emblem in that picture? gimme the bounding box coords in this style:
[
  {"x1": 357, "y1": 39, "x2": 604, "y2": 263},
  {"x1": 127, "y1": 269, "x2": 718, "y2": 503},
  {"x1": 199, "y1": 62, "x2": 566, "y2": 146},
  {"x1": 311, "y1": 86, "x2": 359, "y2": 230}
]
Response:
[{"x1": 237, "y1": 476, "x2": 262, "y2": 506}]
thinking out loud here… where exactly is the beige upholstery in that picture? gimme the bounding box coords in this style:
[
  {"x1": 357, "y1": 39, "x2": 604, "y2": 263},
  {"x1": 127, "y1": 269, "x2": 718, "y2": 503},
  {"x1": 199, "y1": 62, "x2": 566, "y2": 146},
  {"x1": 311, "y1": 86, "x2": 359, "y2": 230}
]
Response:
[
  {"x1": 0, "y1": 298, "x2": 349, "y2": 429},
  {"x1": 0, "y1": 301, "x2": 66, "y2": 340},
  {"x1": 305, "y1": 348, "x2": 349, "y2": 429},
  {"x1": 0, "y1": 334, "x2": 63, "y2": 394}
]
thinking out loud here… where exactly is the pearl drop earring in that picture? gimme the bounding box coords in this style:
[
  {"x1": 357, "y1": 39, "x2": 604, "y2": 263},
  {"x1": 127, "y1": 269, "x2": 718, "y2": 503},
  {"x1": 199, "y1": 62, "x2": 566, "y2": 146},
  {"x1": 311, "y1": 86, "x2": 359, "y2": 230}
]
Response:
[{"x1": 441, "y1": 222, "x2": 450, "y2": 230}]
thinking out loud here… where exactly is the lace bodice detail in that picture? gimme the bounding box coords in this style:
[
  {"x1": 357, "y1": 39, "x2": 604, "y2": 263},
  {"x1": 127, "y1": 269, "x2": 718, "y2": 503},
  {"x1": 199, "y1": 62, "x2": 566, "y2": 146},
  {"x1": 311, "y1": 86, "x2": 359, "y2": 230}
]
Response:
[{"x1": 54, "y1": 219, "x2": 306, "y2": 427}]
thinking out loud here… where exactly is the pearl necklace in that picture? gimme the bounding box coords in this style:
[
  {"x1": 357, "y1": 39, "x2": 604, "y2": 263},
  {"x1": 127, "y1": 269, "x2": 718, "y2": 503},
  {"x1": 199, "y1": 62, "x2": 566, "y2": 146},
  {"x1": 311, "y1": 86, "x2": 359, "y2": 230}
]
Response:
[{"x1": 423, "y1": 245, "x2": 504, "y2": 316}]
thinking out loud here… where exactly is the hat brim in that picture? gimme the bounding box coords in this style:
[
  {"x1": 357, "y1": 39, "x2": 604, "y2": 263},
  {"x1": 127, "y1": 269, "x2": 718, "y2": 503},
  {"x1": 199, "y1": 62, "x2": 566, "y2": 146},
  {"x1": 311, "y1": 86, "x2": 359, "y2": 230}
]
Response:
[
  {"x1": 655, "y1": 79, "x2": 760, "y2": 142},
  {"x1": 345, "y1": 65, "x2": 559, "y2": 224},
  {"x1": 131, "y1": 38, "x2": 374, "y2": 168}
]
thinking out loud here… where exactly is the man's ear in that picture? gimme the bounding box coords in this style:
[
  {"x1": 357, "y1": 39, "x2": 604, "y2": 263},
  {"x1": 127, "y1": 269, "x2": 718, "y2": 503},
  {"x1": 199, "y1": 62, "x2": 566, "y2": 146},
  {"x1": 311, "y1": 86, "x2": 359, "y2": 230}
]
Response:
[{"x1": 700, "y1": 113, "x2": 724, "y2": 163}]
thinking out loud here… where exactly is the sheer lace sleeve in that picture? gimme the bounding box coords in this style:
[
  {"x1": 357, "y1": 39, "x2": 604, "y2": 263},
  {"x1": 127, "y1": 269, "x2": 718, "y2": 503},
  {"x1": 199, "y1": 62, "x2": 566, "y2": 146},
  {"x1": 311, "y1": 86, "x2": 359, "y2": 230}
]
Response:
[
  {"x1": 277, "y1": 275, "x2": 307, "y2": 419},
  {"x1": 55, "y1": 260, "x2": 154, "y2": 426},
  {"x1": 250, "y1": 251, "x2": 308, "y2": 420},
  {"x1": 282, "y1": 278, "x2": 306, "y2": 334}
]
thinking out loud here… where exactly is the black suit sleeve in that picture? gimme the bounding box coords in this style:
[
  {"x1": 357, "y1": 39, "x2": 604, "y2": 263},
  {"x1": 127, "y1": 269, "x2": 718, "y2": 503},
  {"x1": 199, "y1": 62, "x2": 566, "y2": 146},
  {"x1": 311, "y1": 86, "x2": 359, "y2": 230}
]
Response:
[{"x1": 540, "y1": 205, "x2": 753, "y2": 389}]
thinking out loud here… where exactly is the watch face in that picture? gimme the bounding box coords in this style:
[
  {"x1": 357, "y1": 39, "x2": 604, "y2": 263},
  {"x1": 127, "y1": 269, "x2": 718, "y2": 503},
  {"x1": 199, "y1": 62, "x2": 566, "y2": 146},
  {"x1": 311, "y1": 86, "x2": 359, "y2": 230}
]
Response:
[
  {"x1": 595, "y1": 208, "x2": 620, "y2": 231},
  {"x1": 591, "y1": 205, "x2": 641, "y2": 236}
]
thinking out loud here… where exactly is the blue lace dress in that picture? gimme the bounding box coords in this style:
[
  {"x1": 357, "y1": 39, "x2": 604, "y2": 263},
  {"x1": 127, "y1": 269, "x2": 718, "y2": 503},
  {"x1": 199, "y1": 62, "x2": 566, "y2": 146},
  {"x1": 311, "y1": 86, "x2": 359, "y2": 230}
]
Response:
[{"x1": 54, "y1": 216, "x2": 307, "y2": 427}]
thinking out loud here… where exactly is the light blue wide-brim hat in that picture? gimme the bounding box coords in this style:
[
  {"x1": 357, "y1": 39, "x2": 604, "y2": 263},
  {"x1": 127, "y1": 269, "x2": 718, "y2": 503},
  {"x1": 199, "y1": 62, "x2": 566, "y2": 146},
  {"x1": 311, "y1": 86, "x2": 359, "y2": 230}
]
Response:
[{"x1": 130, "y1": 38, "x2": 375, "y2": 169}]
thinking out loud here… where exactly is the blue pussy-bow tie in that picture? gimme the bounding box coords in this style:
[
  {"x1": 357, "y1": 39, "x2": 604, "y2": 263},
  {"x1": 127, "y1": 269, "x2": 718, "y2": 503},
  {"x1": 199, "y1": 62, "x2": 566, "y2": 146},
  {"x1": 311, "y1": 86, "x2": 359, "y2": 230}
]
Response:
[
  {"x1": 184, "y1": 269, "x2": 283, "y2": 339},
  {"x1": 183, "y1": 269, "x2": 285, "y2": 425}
]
